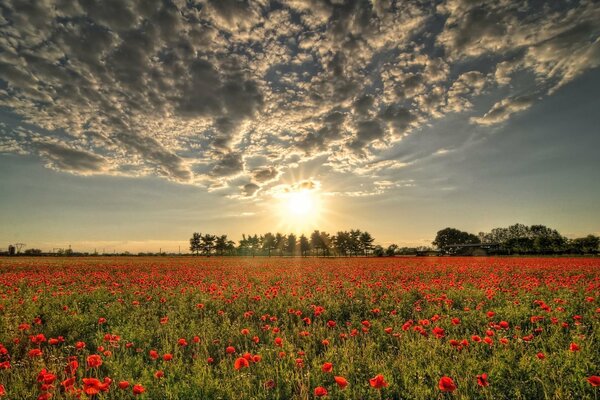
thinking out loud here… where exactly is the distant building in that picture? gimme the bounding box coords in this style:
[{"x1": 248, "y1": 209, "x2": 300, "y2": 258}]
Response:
[
  {"x1": 8, "y1": 245, "x2": 16, "y2": 256},
  {"x1": 441, "y1": 243, "x2": 500, "y2": 256}
]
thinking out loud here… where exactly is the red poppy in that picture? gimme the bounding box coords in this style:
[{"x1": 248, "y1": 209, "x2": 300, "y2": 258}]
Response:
[
  {"x1": 321, "y1": 362, "x2": 333, "y2": 373},
  {"x1": 369, "y1": 374, "x2": 388, "y2": 389},
  {"x1": 314, "y1": 386, "x2": 328, "y2": 397},
  {"x1": 0, "y1": 384, "x2": 5, "y2": 396},
  {"x1": 334, "y1": 376, "x2": 348, "y2": 389},
  {"x1": 163, "y1": 353, "x2": 173, "y2": 361},
  {"x1": 119, "y1": 381, "x2": 130, "y2": 389},
  {"x1": 439, "y1": 376, "x2": 456, "y2": 392},
  {"x1": 234, "y1": 357, "x2": 250, "y2": 370},
  {"x1": 588, "y1": 376, "x2": 600, "y2": 387},
  {"x1": 477, "y1": 373, "x2": 489, "y2": 387},
  {"x1": 87, "y1": 354, "x2": 103, "y2": 368},
  {"x1": 154, "y1": 370, "x2": 164, "y2": 378},
  {"x1": 28, "y1": 349, "x2": 43, "y2": 358},
  {"x1": 226, "y1": 346, "x2": 236, "y2": 354},
  {"x1": 569, "y1": 343, "x2": 580, "y2": 352},
  {"x1": 133, "y1": 384, "x2": 145, "y2": 395},
  {"x1": 82, "y1": 377, "x2": 111, "y2": 395}
]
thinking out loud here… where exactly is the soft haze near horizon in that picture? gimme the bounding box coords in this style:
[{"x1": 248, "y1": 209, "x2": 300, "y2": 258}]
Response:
[{"x1": 1, "y1": 0, "x2": 600, "y2": 252}]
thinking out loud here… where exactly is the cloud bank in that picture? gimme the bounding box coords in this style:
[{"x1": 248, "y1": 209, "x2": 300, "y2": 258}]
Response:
[{"x1": 0, "y1": 0, "x2": 598, "y2": 196}]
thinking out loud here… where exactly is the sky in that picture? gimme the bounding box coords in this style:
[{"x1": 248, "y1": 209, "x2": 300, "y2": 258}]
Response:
[{"x1": 1, "y1": 0, "x2": 600, "y2": 253}]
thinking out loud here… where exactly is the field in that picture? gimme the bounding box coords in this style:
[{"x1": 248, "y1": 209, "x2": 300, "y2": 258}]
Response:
[{"x1": 0, "y1": 257, "x2": 598, "y2": 399}]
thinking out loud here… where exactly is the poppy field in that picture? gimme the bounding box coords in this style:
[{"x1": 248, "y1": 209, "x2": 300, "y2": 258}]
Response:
[{"x1": 0, "y1": 256, "x2": 598, "y2": 399}]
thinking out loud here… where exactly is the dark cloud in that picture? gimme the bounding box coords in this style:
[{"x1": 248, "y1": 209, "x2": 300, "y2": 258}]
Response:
[
  {"x1": 242, "y1": 182, "x2": 260, "y2": 197},
  {"x1": 0, "y1": 0, "x2": 598, "y2": 197},
  {"x1": 37, "y1": 142, "x2": 107, "y2": 173}
]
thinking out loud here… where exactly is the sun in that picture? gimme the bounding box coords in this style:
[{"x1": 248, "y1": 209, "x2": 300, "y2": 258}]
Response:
[
  {"x1": 286, "y1": 190, "x2": 315, "y2": 216},
  {"x1": 276, "y1": 187, "x2": 323, "y2": 232}
]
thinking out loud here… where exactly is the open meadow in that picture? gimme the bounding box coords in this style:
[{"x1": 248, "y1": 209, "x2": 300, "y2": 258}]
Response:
[{"x1": 0, "y1": 256, "x2": 598, "y2": 399}]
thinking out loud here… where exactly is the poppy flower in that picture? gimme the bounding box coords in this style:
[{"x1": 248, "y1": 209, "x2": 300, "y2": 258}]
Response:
[
  {"x1": 322, "y1": 362, "x2": 333, "y2": 373},
  {"x1": 588, "y1": 376, "x2": 600, "y2": 387},
  {"x1": 61, "y1": 377, "x2": 75, "y2": 391},
  {"x1": 477, "y1": 373, "x2": 489, "y2": 387},
  {"x1": 226, "y1": 346, "x2": 236, "y2": 354},
  {"x1": 536, "y1": 352, "x2": 545, "y2": 359},
  {"x1": 154, "y1": 370, "x2": 164, "y2": 378},
  {"x1": 569, "y1": 343, "x2": 580, "y2": 352},
  {"x1": 163, "y1": 353, "x2": 173, "y2": 361},
  {"x1": 369, "y1": 374, "x2": 388, "y2": 389},
  {"x1": 275, "y1": 337, "x2": 283, "y2": 346},
  {"x1": 119, "y1": 381, "x2": 130, "y2": 389},
  {"x1": 314, "y1": 386, "x2": 328, "y2": 397},
  {"x1": 264, "y1": 379, "x2": 275, "y2": 389},
  {"x1": 334, "y1": 376, "x2": 348, "y2": 389},
  {"x1": 0, "y1": 384, "x2": 5, "y2": 396},
  {"x1": 439, "y1": 376, "x2": 456, "y2": 392},
  {"x1": 82, "y1": 377, "x2": 111, "y2": 395},
  {"x1": 132, "y1": 384, "x2": 145, "y2": 395},
  {"x1": 234, "y1": 357, "x2": 250, "y2": 370},
  {"x1": 87, "y1": 354, "x2": 103, "y2": 368},
  {"x1": 28, "y1": 349, "x2": 43, "y2": 358}
]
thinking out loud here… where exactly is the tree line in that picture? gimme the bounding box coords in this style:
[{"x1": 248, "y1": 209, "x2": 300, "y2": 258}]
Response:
[
  {"x1": 189, "y1": 230, "x2": 381, "y2": 257},
  {"x1": 433, "y1": 224, "x2": 599, "y2": 255}
]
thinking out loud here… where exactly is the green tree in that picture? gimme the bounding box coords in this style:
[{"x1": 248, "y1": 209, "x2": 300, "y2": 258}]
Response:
[
  {"x1": 190, "y1": 232, "x2": 201, "y2": 255},
  {"x1": 275, "y1": 233, "x2": 286, "y2": 256},
  {"x1": 201, "y1": 234, "x2": 216, "y2": 256},
  {"x1": 385, "y1": 244, "x2": 398, "y2": 256},
  {"x1": 286, "y1": 234, "x2": 297, "y2": 256},
  {"x1": 571, "y1": 235, "x2": 600, "y2": 254},
  {"x1": 310, "y1": 230, "x2": 322, "y2": 256},
  {"x1": 359, "y1": 231, "x2": 375, "y2": 256},
  {"x1": 299, "y1": 234, "x2": 310, "y2": 257},
  {"x1": 432, "y1": 227, "x2": 480, "y2": 251},
  {"x1": 262, "y1": 233, "x2": 276, "y2": 257}
]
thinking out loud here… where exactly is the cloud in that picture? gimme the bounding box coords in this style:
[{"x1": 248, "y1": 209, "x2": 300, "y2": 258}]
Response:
[
  {"x1": 0, "y1": 0, "x2": 598, "y2": 198},
  {"x1": 37, "y1": 142, "x2": 107, "y2": 173},
  {"x1": 470, "y1": 95, "x2": 536, "y2": 125}
]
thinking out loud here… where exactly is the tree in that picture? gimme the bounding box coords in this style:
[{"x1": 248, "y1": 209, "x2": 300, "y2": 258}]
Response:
[
  {"x1": 349, "y1": 229, "x2": 362, "y2": 256},
  {"x1": 310, "y1": 230, "x2": 322, "y2": 256},
  {"x1": 373, "y1": 245, "x2": 384, "y2": 257},
  {"x1": 24, "y1": 248, "x2": 42, "y2": 255},
  {"x1": 263, "y1": 233, "x2": 276, "y2": 257},
  {"x1": 299, "y1": 234, "x2": 310, "y2": 257},
  {"x1": 248, "y1": 235, "x2": 260, "y2": 257},
  {"x1": 215, "y1": 235, "x2": 235, "y2": 256},
  {"x1": 190, "y1": 232, "x2": 201, "y2": 255},
  {"x1": 571, "y1": 235, "x2": 600, "y2": 254},
  {"x1": 359, "y1": 231, "x2": 375, "y2": 256},
  {"x1": 275, "y1": 233, "x2": 286, "y2": 256},
  {"x1": 201, "y1": 234, "x2": 216, "y2": 256},
  {"x1": 432, "y1": 228, "x2": 480, "y2": 251},
  {"x1": 385, "y1": 244, "x2": 398, "y2": 257},
  {"x1": 286, "y1": 234, "x2": 297, "y2": 256}
]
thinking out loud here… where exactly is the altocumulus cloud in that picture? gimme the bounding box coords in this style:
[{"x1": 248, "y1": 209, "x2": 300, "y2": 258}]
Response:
[{"x1": 0, "y1": 0, "x2": 599, "y2": 196}]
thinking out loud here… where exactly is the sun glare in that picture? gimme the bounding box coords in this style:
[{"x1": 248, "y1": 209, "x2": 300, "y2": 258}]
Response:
[
  {"x1": 277, "y1": 188, "x2": 323, "y2": 232},
  {"x1": 286, "y1": 190, "x2": 314, "y2": 216}
]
